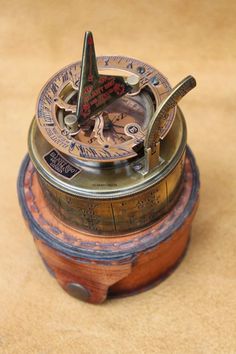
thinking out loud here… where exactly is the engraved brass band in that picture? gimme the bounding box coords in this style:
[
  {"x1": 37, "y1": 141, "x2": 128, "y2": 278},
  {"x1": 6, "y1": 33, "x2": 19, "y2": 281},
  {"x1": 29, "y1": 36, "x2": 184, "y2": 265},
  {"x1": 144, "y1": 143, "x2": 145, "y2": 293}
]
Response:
[{"x1": 38, "y1": 151, "x2": 185, "y2": 235}]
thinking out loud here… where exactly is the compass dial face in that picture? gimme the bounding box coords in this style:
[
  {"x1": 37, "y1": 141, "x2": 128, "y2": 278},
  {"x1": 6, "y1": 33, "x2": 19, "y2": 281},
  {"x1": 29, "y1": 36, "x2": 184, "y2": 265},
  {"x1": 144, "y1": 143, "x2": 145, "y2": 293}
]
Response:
[
  {"x1": 36, "y1": 56, "x2": 176, "y2": 162},
  {"x1": 59, "y1": 91, "x2": 153, "y2": 147}
]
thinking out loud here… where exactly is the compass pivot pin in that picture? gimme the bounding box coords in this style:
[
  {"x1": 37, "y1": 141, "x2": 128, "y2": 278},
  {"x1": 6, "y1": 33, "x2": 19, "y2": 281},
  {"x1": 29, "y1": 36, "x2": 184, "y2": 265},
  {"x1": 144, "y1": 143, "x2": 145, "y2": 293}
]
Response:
[{"x1": 64, "y1": 114, "x2": 79, "y2": 133}]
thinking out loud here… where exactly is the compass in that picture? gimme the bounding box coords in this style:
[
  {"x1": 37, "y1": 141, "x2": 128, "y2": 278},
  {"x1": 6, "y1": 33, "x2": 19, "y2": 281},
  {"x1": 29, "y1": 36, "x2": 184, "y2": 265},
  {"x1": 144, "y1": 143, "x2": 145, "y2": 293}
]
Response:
[{"x1": 18, "y1": 31, "x2": 200, "y2": 303}]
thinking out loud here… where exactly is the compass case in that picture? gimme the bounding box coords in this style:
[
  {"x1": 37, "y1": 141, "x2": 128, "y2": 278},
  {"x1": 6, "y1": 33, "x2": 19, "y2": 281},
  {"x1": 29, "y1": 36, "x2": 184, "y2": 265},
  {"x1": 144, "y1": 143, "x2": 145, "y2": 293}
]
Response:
[
  {"x1": 18, "y1": 147, "x2": 199, "y2": 304},
  {"x1": 18, "y1": 32, "x2": 199, "y2": 304}
]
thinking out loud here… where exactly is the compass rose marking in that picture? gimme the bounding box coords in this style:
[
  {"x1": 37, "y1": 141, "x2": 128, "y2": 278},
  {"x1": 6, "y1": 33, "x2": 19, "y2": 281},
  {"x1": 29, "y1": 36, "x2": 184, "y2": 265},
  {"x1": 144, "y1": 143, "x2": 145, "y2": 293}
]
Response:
[{"x1": 36, "y1": 49, "x2": 176, "y2": 162}]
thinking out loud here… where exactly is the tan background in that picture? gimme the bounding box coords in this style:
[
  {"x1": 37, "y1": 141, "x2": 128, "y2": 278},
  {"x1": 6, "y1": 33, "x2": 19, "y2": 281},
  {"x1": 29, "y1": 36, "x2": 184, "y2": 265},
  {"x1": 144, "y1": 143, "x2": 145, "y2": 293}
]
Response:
[{"x1": 0, "y1": 0, "x2": 236, "y2": 353}]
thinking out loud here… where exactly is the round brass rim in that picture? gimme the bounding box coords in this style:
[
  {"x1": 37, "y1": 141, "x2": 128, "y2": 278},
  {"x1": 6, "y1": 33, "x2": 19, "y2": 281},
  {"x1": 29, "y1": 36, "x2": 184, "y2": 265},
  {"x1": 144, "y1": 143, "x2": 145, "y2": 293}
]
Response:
[{"x1": 28, "y1": 107, "x2": 186, "y2": 199}]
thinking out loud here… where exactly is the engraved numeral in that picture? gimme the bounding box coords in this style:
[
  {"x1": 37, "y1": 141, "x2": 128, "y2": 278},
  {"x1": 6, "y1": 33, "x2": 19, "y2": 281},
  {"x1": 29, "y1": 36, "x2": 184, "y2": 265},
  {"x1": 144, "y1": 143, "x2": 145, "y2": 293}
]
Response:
[
  {"x1": 62, "y1": 71, "x2": 69, "y2": 83},
  {"x1": 104, "y1": 58, "x2": 109, "y2": 66},
  {"x1": 127, "y1": 62, "x2": 133, "y2": 69},
  {"x1": 45, "y1": 93, "x2": 52, "y2": 105},
  {"x1": 51, "y1": 82, "x2": 59, "y2": 95}
]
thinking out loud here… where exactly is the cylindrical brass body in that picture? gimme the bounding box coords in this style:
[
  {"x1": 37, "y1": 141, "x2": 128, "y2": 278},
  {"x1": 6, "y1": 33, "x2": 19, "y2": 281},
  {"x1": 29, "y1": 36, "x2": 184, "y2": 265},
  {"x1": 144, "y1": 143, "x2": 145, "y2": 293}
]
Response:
[{"x1": 28, "y1": 108, "x2": 187, "y2": 235}]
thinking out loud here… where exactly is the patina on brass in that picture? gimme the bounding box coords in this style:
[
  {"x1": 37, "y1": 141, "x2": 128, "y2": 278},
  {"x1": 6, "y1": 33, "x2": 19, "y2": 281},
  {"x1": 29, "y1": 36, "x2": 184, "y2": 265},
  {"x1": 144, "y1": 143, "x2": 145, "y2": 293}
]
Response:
[{"x1": 28, "y1": 31, "x2": 196, "y2": 236}]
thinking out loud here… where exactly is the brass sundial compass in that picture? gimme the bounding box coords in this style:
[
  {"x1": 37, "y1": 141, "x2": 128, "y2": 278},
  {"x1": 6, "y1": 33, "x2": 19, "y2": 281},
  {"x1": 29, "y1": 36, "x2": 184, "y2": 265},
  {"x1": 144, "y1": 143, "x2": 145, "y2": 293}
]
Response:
[{"x1": 18, "y1": 32, "x2": 200, "y2": 303}]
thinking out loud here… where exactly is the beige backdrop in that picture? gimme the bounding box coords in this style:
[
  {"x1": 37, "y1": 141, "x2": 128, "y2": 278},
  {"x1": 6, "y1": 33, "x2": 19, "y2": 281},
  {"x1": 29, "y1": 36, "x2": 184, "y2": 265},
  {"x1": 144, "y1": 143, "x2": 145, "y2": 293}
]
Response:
[{"x1": 0, "y1": 0, "x2": 236, "y2": 353}]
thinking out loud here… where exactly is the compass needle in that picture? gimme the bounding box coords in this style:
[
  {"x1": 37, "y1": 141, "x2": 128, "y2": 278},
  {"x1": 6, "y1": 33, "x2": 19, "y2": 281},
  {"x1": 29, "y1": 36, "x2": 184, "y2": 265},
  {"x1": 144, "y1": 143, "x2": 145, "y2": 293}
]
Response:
[{"x1": 93, "y1": 114, "x2": 107, "y2": 145}]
